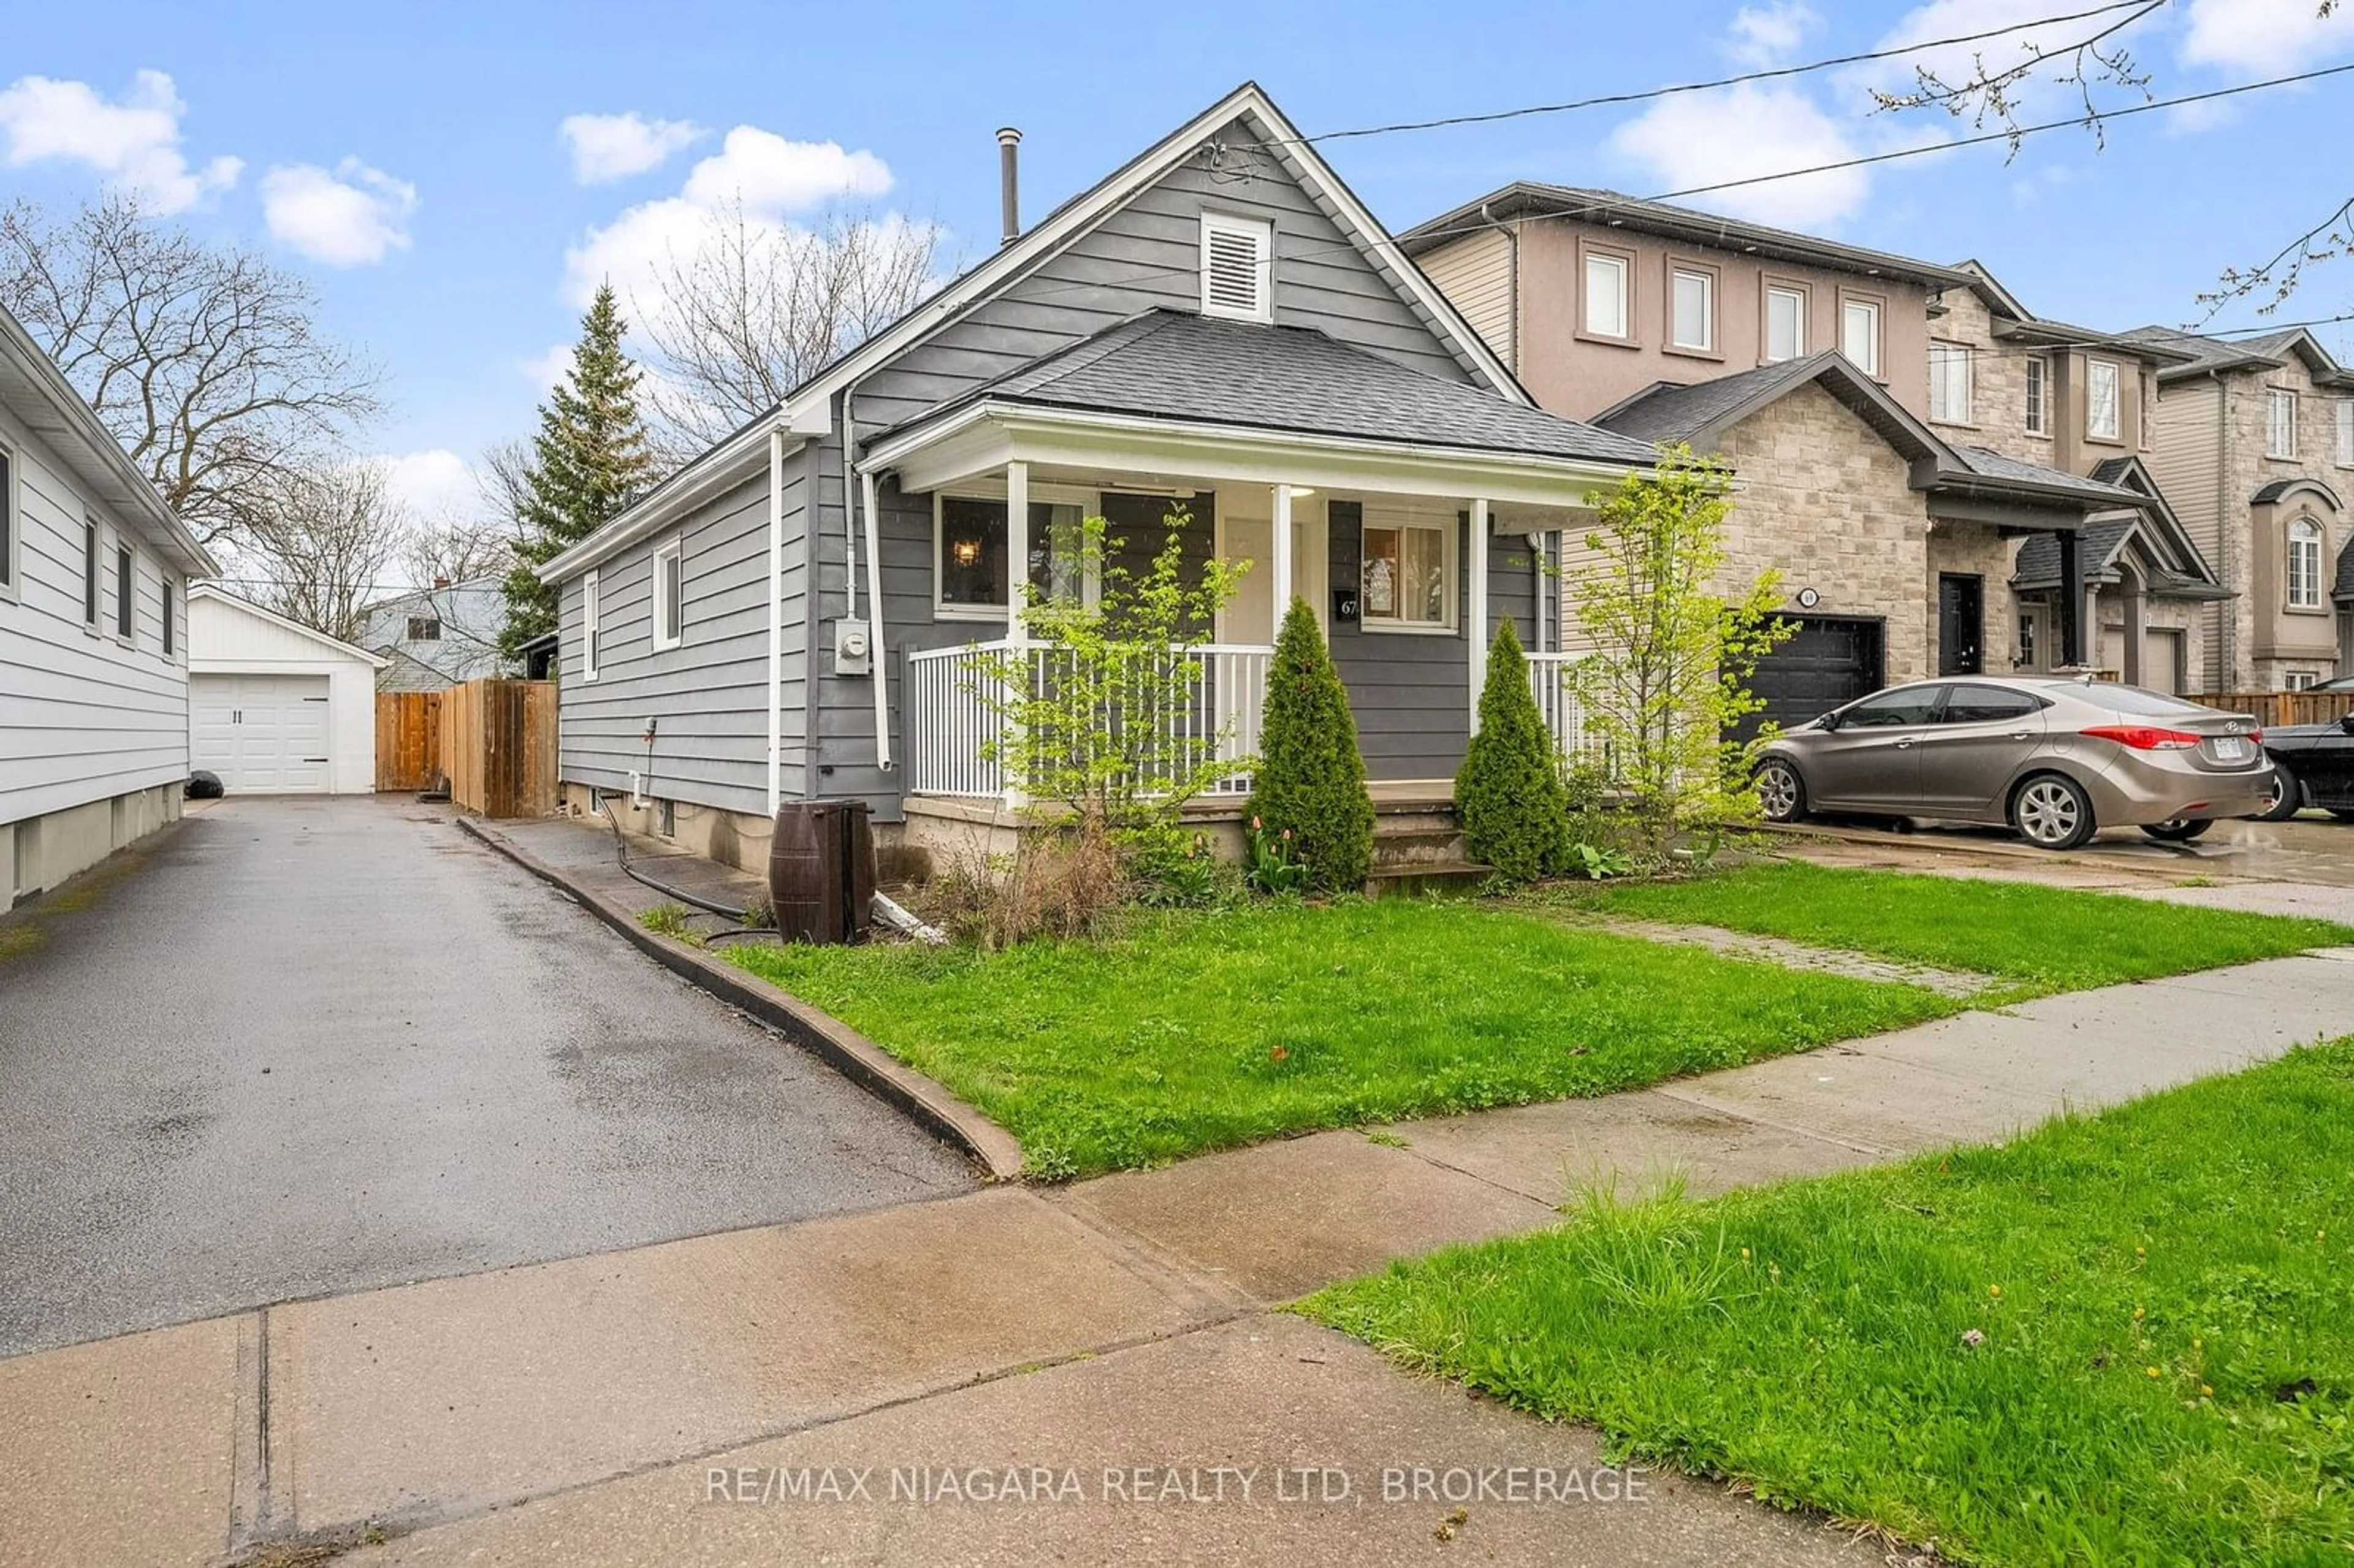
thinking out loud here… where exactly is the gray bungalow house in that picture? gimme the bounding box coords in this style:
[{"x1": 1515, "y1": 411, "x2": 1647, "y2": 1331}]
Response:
[{"x1": 536, "y1": 83, "x2": 1660, "y2": 872}]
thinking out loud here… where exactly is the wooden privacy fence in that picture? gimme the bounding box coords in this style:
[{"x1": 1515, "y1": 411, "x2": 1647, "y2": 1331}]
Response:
[
  {"x1": 440, "y1": 678, "x2": 558, "y2": 818},
  {"x1": 375, "y1": 691, "x2": 445, "y2": 792},
  {"x1": 2182, "y1": 691, "x2": 2354, "y2": 728}
]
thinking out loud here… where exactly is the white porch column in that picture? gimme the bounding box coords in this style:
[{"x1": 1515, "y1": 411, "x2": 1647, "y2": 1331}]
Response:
[
  {"x1": 1271, "y1": 483, "x2": 1295, "y2": 625},
  {"x1": 1468, "y1": 498, "x2": 1491, "y2": 735},
  {"x1": 1003, "y1": 460, "x2": 1030, "y2": 807}
]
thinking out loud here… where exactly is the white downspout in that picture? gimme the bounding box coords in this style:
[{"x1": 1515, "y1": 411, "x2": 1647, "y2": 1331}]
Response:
[
  {"x1": 840, "y1": 384, "x2": 861, "y2": 622},
  {"x1": 859, "y1": 467, "x2": 893, "y2": 772},
  {"x1": 766, "y1": 425, "x2": 784, "y2": 815}
]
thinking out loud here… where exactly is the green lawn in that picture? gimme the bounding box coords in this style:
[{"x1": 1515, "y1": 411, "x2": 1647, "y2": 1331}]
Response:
[
  {"x1": 1306, "y1": 1041, "x2": 2354, "y2": 1566},
  {"x1": 1534, "y1": 859, "x2": 2350, "y2": 994},
  {"x1": 728, "y1": 899, "x2": 1954, "y2": 1177}
]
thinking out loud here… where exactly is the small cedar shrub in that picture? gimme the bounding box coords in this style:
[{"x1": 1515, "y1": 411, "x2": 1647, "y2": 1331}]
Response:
[
  {"x1": 1455, "y1": 620, "x2": 1570, "y2": 882},
  {"x1": 1247, "y1": 597, "x2": 1374, "y2": 892}
]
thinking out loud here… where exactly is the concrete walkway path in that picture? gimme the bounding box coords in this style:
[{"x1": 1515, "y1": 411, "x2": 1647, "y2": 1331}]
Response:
[{"x1": 7, "y1": 880, "x2": 2348, "y2": 1566}]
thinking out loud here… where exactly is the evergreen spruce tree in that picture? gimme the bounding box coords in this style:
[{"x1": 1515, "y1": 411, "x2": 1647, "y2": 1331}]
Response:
[
  {"x1": 1455, "y1": 618, "x2": 1570, "y2": 882},
  {"x1": 1247, "y1": 598, "x2": 1374, "y2": 892},
  {"x1": 500, "y1": 285, "x2": 657, "y2": 657}
]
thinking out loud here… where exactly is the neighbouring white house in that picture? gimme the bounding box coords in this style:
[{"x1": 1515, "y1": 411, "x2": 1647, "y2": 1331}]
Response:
[
  {"x1": 1, "y1": 304, "x2": 218, "y2": 907},
  {"x1": 187, "y1": 585, "x2": 385, "y2": 796}
]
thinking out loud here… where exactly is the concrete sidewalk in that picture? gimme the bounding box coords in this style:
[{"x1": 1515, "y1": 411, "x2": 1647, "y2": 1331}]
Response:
[{"x1": 7, "y1": 897, "x2": 2349, "y2": 1566}]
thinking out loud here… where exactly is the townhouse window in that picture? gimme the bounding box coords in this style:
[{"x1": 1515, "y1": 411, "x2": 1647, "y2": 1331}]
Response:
[
  {"x1": 1929, "y1": 343, "x2": 1973, "y2": 424},
  {"x1": 1199, "y1": 213, "x2": 1273, "y2": 323},
  {"x1": 2024, "y1": 356, "x2": 2049, "y2": 435},
  {"x1": 1360, "y1": 508, "x2": 1457, "y2": 633},
  {"x1": 1669, "y1": 266, "x2": 1715, "y2": 352},
  {"x1": 162, "y1": 577, "x2": 175, "y2": 657},
  {"x1": 1840, "y1": 297, "x2": 1881, "y2": 376},
  {"x1": 934, "y1": 492, "x2": 1089, "y2": 618},
  {"x1": 1764, "y1": 286, "x2": 1806, "y2": 363},
  {"x1": 83, "y1": 519, "x2": 101, "y2": 628},
  {"x1": 2338, "y1": 398, "x2": 2354, "y2": 466},
  {"x1": 113, "y1": 541, "x2": 134, "y2": 642},
  {"x1": 2288, "y1": 518, "x2": 2323, "y2": 609},
  {"x1": 407, "y1": 615, "x2": 443, "y2": 641},
  {"x1": 0, "y1": 445, "x2": 14, "y2": 598},
  {"x1": 2086, "y1": 359, "x2": 2121, "y2": 441},
  {"x1": 1583, "y1": 251, "x2": 1629, "y2": 339},
  {"x1": 2269, "y1": 387, "x2": 2299, "y2": 459},
  {"x1": 652, "y1": 538, "x2": 685, "y2": 650},
  {"x1": 582, "y1": 569, "x2": 600, "y2": 680},
  {"x1": 2288, "y1": 669, "x2": 2322, "y2": 691}
]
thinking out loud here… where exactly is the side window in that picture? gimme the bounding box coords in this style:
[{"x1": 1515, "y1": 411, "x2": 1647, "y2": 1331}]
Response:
[
  {"x1": 1939, "y1": 685, "x2": 2042, "y2": 725},
  {"x1": 1841, "y1": 686, "x2": 1941, "y2": 728}
]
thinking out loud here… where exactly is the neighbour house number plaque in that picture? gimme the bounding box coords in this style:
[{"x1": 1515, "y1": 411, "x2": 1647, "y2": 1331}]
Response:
[{"x1": 1795, "y1": 587, "x2": 1821, "y2": 609}]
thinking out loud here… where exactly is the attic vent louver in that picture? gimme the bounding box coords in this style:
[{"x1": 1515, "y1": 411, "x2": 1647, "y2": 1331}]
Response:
[{"x1": 1200, "y1": 213, "x2": 1272, "y2": 322}]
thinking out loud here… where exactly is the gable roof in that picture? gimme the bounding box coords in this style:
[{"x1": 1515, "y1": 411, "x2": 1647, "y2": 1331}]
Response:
[
  {"x1": 540, "y1": 81, "x2": 1530, "y2": 584},
  {"x1": 188, "y1": 582, "x2": 390, "y2": 666},
  {"x1": 1401, "y1": 183, "x2": 1975, "y2": 291},
  {"x1": 2120, "y1": 324, "x2": 2354, "y2": 386},
  {"x1": 2011, "y1": 519, "x2": 2232, "y2": 599},
  {"x1": 871, "y1": 309, "x2": 1659, "y2": 466},
  {"x1": 1949, "y1": 260, "x2": 2195, "y2": 365}
]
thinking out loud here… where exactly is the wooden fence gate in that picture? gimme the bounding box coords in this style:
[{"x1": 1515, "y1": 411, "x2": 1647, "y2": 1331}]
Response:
[
  {"x1": 441, "y1": 678, "x2": 558, "y2": 818},
  {"x1": 375, "y1": 691, "x2": 444, "y2": 792}
]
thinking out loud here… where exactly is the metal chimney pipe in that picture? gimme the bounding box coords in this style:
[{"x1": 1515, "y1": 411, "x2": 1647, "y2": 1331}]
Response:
[{"x1": 996, "y1": 127, "x2": 1022, "y2": 248}]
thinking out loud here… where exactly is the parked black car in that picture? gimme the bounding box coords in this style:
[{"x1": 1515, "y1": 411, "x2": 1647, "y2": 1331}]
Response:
[{"x1": 2255, "y1": 714, "x2": 2354, "y2": 821}]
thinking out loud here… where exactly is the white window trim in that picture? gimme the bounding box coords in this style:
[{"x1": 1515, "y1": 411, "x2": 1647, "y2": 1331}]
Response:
[
  {"x1": 1198, "y1": 212, "x2": 1273, "y2": 324},
  {"x1": 931, "y1": 483, "x2": 1102, "y2": 622},
  {"x1": 1763, "y1": 285, "x2": 1807, "y2": 363},
  {"x1": 2268, "y1": 387, "x2": 2299, "y2": 460},
  {"x1": 1929, "y1": 342, "x2": 1974, "y2": 426},
  {"x1": 1357, "y1": 506, "x2": 1460, "y2": 636},
  {"x1": 2288, "y1": 517, "x2": 2324, "y2": 610},
  {"x1": 82, "y1": 516, "x2": 103, "y2": 633},
  {"x1": 2086, "y1": 359, "x2": 2122, "y2": 443},
  {"x1": 1667, "y1": 265, "x2": 1715, "y2": 354},
  {"x1": 161, "y1": 575, "x2": 178, "y2": 661},
  {"x1": 1582, "y1": 249, "x2": 1631, "y2": 341},
  {"x1": 2337, "y1": 398, "x2": 2354, "y2": 468},
  {"x1": 2024, "y1": 356, "x2": 2049, "y2": 436},
  {"x1": 581, "y1": 568, "x2": 600, "y2": 681},
  {"x1": 0, "y1": 441, "x2": 17, "y2": 603},
  {"x1": 111, "y1": 534, "x2": 137, "y2": 647},
  {"x1": 651, "y1": 537, "x2": 684, "y2": 651},
  {"x1": 2287, "y1": 669, "x2": 2322, "y2": 691},
  {"x1": 1840, "y1": 296, "x2": 1883, "y2": 378}
]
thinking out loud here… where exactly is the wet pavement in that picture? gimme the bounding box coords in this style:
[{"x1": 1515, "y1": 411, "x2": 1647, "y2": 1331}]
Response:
[
  {"x1": 0, "y1": 797, "x2": 971, "y2": 1360},
  {"x1": 1786, "y1": 812, "x2": 2354, "y2": 886}
]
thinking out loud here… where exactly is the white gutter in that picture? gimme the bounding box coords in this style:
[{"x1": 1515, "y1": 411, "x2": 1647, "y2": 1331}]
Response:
[
  {"x1": 767, "y1": 427, "x2": 785, "y2": 815},
  {"x1": 859, "y1": 467, "x2": 893, "y2": 772}
]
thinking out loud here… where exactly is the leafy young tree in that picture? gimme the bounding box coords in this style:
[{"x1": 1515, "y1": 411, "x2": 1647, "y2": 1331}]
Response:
[
  {"x1": 0, "y1": 196, "x2": 383, "y2": 549},
  {"x1": 1455, "y1": 618, "x2": 1570, "y2": 883},
  {"x1": 500, "y1": 285, "x2": 657, "y2": 657},
  {"x1": 1566, "y1": 446, "x2": 1792, "y2": 861},
  {"x1": 1247, "y1": 599, "x2": 1374, "y2": 892}
]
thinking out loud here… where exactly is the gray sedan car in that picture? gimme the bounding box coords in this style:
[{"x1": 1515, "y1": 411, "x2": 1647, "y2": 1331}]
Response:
[{"x1": 1754, "y1": 677, "x2": 2272, "y2": 850}]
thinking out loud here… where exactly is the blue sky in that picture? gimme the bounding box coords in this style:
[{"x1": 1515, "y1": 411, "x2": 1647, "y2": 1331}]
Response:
[{"x1": 4, "y1": 0, "x2": 2350, "y2": 521}]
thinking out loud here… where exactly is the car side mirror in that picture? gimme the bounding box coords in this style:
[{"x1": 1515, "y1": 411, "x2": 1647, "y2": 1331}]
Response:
[
  {"x1": 1817, "y1": 711, "x2": 1843, "y2": 732},
  {"x1": 2340, "y1": 712, "x2": 2354, "y2": 736}
]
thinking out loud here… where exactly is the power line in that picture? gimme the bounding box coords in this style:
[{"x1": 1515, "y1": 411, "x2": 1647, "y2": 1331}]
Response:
[{"x1": 1275, "y1": 0, "x2": 2165, "y2": 145}]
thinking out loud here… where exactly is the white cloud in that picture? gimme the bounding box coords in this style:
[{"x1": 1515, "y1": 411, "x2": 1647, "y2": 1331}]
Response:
[
  {"x1": 1727, "y1": 2, "x2": 1822, "y2": 67},
  {"x1": 522, "y1": 342, "x2": 574, "y2": 389},
  {"x1": 560, "y1": 111, "x2": 705, "y2": 183},
  {"x1": 1609, "y1": 83, "x2": 1873, "y2": 228},
  {"x1": 261, "y1": 158, "x2": 417, "y2": 266},
  {"x1": 381, "y1": 449, "x2": 481, "y2": 522},
  {"x1": 2180, "y1": 0, "x2": 2354, "y2": 74},
  {"x1": 563, "y1": 126, "x2": 894, "y2": 309},
  {"x1": 0, "y1": 69, "x2": 240, "y2": 213}
]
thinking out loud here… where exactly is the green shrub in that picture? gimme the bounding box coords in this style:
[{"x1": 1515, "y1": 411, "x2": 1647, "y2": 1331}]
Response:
[
  {"x1": 1455, "y1": 620, "x2": 1569, "y2": 882},
  {"x1": 1248, "y1": 598, "x2": 1374, "y2": 892}
]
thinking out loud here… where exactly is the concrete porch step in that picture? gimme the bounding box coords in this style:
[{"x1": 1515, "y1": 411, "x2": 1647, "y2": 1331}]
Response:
[{"x1": 1365, "y1": 861, "x2": 1492, "y2": 897}]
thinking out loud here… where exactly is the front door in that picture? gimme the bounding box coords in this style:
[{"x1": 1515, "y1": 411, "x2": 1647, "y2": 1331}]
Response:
[
  {"x1": 1938, "y1": 573, "x2": 1984, "y2": 676},
  {"x1": 2016, "y1": 604, "x2": 2050, "y2": 674},
  {"x1": 1214, "y1": 495, "x2": 1327, "y2": 642}
]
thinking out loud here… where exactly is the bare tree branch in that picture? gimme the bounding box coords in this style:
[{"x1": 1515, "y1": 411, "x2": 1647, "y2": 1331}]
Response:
[
  {"x1": 395, "y1": 511, "x2": 514, "y2": 587},
  {"x1": 0, "y1": 196, "x2": 384, "y2": 550},
  {"x1": 235, "y1": 461, "x2": 407, "y2": 645},
  {"x1": 1868, "y1": 0, "x2": 2164, "y2": 157}
]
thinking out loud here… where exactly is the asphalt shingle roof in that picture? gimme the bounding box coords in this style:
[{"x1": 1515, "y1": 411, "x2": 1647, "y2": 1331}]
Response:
[
  {"x1": 1945, "y1": 444, "x2": 2150, "y2": 505},
  {"x1": 2338, "y1": 538, "x2": 2354, "y2": 603},
  {"x1": 877, "y1": 309, "x2": 1661, "y2": 467},
  {"x1": 1585, "y1": 360, "x2": 1826, "y2": 447}
]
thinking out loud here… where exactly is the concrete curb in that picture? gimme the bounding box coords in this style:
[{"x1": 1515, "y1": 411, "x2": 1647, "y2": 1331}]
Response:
[{"x1": 456, "y1": 816, "x2": 1026, "y2": 1182}]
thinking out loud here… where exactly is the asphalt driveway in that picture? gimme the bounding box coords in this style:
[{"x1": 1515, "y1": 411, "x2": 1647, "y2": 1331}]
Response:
[{"x1": 0, "y1": 797, "x2": 972, "y2": 1358}]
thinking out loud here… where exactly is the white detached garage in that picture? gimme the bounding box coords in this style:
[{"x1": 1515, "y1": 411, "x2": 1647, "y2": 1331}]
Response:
[{"x1": 187, "y1": 585, "x2": 384, "y2": 794}]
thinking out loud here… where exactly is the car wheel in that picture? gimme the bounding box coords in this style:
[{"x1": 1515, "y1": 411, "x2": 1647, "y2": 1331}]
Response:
[
  {"x1": 2011, "y1": 773, "x2": 2097, "y2": 851},
  {"x1": 1754, "y1": 758, "x2": 1807, "y2": 824},
  {"x1": 2141, "y1": 818, "x2": 2213, "y2": 843},
  {"x1": 2255, "y1": 761, "x2": 2303, "y2": 822}
]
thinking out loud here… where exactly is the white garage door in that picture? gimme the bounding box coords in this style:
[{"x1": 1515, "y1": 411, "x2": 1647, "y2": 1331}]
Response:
[{"x1": 192, "y1": 674, "x2": 333, "y2": 793}]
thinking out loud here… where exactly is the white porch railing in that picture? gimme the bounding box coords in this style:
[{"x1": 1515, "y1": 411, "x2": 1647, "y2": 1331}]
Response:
[
  {"x1": 905, "y1": 639, "x2": 1272, "y2": 801},
  {"x1": 1524, "y1": 651, "x2": 1607, "y2": 771}
]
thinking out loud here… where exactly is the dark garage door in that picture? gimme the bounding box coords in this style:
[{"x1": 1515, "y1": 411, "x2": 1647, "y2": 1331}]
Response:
[{"x1": 1745, "y1": 616, "x2": 1884, "y2": 738}]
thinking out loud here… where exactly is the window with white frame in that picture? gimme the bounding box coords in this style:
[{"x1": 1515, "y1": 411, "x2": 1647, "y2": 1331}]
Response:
[
  {"x1": 1764, "y1": 286, "x2": 1806, "y2": 363},
  {"x1": 1840, "y1": 297, "x2": 1881, "y2": 376},
  {"x1": 161, "y1": 577, "x2": 175, "y2": 658},
  {"x1": 2288, "y1": 517, "x2": 2324, "y2": 609},
  {"x1": 0, "y1": 444, "x2": 15, "y2": 598},
  {"x1": 1359, "y1": 507, "x2": 1456, "y2": 632},
  {"x1": 1199, "y1": 213, "x2": 1273, "y2": 322},
  {"x1": 582, "y1": 569, "x2": 600, "y2": 679},
  {"x1": 82, "y1": 518, "x2": 101, "y2": 628},
  {"x1": 2338, "y1": 398, "x2": 2354, "y2": 466},
  {"x1": 113, "y1": 539, "x2": 134, "y2": 642},
  {"x1": 2086, "y1": 359, "x2": 2121, "y2": 441},
  {"x1": 1669, "y1": 266, "x2": 1714, "y2": 352},
  {"x1": 652, "y1": 538, "x2": 684, "y2": 649},
  {"x1": 1583, "y1": 251, "x2": 1629, "y2": 339},
  {"x1": 407, "y1": 615, "x2": 443, "y2": 641},
  {"x1": 2024, "y1": 356, "x2": 2049, "y2": 435},
  {"x1": 2288, "y1": 669, "x2": 2322, "y2": 691},
  {"x1": 934, "y1": 492, "x2": 1089, "y2": 617},
  {"x1": 1929, "y1": 343, "x2": 1973, "y2": 424},
  {"x1": 2269, "y1": 387, "x2": 2299, "y2": 459}
]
